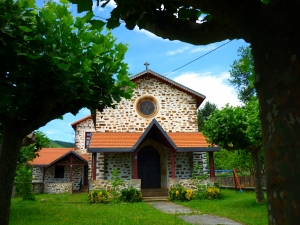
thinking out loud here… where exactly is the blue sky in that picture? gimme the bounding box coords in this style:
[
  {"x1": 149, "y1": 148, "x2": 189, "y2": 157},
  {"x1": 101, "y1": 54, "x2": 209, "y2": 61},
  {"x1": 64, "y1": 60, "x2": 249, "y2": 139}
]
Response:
[{"x1": 37, "y1": 1, "x2": 250, "y2": 142}]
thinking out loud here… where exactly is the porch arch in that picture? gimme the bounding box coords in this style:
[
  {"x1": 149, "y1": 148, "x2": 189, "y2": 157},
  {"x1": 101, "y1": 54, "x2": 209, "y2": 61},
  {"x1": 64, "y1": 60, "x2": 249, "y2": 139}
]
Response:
[{"x1": 134, "y1": 138, "x2": 168, "y2": 188}]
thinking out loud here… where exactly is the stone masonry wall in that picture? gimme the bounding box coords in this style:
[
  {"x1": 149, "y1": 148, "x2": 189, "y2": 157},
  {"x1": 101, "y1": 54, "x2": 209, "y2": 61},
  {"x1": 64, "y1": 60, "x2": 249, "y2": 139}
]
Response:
[
  {"x1": 193, "y1": 152, "x2": 208, "y2": 174},
  {"x1": 42, "y1": 164, "x2": 84, "y2": 191},
  {"x1": 32, "y1": 167, "x2": 43, "y2": 182},
  {"x1": 95, "y1": 77, "x2": 198, "y2": 133},
  {"x1": 89, "y1": 179, "x2": 141, "y2": 192},
  {"x1": 174, "y1": 152, "x2": 193, "y2": 179},
  {"x1": 104, "y1": 153, "x2": 132, "y2": 180},
  {"x1": 74, "y1": 118, "x2": 95, "y2": 154},
  {"x1": 44, "y1": 182, "x2": 73, "y2": 194}
]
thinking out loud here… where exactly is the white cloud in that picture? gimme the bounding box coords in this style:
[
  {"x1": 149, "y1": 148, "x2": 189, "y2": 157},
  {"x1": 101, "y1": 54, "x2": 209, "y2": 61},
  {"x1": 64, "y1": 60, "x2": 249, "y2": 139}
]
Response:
[
  {"x1": 189, "y1": 44, "x2": 217, "y2": 53},
  {"x1": 173, "y1": 71, "x2": 241, "y2": 108},
  {"x1": 165, "y1": 43, "x2": 217, "y2": 56},
  {"x1": 133, "y1": 27, "x2": 165, "y2": 40},
  {"x1": 78, "y1": 108, "x2": 90, "y2": 116},
  {"x1": 166, "y1": 46, "x2": 190, "y2": 56},
  {"x1": 43, "y1": 130, "x2": 55, "y2": 135}
]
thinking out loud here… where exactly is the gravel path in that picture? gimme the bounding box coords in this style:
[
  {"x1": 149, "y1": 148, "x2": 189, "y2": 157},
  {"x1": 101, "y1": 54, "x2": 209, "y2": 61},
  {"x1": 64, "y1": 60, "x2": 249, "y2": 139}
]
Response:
[{"x1": 148, "y1": 202, "x2": 243, "y2": 225}]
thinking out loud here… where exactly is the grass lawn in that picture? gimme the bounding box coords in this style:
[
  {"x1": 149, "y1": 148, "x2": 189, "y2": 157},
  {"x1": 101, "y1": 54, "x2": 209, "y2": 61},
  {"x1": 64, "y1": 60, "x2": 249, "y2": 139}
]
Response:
[
  {"x1": 177, "y1": 188, "x2": 268, "y2": 225},
  {"x1": 9, "y1": 193, "x2": 189, "y2": 225}
]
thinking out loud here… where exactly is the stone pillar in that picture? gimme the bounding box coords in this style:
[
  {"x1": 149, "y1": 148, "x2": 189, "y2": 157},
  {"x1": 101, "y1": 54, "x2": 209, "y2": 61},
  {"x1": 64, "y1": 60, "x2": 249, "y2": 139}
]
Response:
[{"x1": 96, "y1": 153, "x2": 105, "y2": 179}]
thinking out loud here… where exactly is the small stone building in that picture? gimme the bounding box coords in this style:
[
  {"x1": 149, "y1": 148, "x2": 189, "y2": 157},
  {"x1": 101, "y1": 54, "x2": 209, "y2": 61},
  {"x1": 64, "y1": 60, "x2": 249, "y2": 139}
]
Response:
[
  {"x1": 30, "y1": 148, "x2": 89, "y2": 193},
  {"x1": 71, "y1": 68, "x2": 219, "y2": 192}
]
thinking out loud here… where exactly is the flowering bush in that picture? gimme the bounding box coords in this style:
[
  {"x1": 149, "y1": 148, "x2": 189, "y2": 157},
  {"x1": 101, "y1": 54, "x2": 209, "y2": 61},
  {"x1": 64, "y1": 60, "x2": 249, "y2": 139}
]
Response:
[
  {"x1": 169, "y1": 184, "x2": 193, "y2": 201},
  {"x1": 120, "y1": 186, "x2": 142, "y2": 203},
  {"x1": 87, "y1": 190, "x2": 109, "y2": 204},
  {"x1": 206, "y1": 186, "x2": 221, "y2": 199}
]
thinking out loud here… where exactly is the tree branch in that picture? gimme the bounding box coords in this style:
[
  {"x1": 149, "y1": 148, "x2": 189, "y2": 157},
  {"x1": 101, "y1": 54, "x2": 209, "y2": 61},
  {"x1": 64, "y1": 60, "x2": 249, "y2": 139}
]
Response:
[{"x1": 141, "y1": 13, "x2": 237, "y2": 45}]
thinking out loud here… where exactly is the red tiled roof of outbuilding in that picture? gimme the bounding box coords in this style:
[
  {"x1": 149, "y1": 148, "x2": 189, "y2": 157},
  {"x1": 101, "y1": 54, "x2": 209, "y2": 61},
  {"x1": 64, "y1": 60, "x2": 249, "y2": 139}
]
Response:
[{"x1": 29, "y1": 148, "x2": 74, "y2": 166}]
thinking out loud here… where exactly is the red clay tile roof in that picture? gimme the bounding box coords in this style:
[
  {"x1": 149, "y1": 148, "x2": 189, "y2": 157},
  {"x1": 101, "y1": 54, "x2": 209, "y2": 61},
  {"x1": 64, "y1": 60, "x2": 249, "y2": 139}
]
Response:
[
  {"x1": 71, "y1": 115, "x2": 92, "y2": 130},
  {"x1": 89, "y1": 132, "x2": 209, "y2": 149},
  {"x1": 81, "y1": 154, "x2": 90, "y2": 161},
  {"x1": 89, "y1": 133, "x2": 142, "y2": 148},
  {"x1": 168, "y1": 132, "x2": 209, "y2": 147},
  {"x1": 29, "y1": 148, "x2": 87, "y2": 166}
]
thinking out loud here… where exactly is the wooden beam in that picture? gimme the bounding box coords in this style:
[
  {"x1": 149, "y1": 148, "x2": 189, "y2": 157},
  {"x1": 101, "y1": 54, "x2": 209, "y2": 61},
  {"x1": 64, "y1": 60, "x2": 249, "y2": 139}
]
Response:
[
  {"x1": 134, "y1": 152, "x2": 138, "y2": 179},
  {"x1": 209, "y1": 152, "x2": 215, "y2": 178},
  {"x1": 93, "y1": 153, "x2": 96, "y2": 180},
  {"x1": 170, "y1": 151, "x2": 175, "y2": 178}
]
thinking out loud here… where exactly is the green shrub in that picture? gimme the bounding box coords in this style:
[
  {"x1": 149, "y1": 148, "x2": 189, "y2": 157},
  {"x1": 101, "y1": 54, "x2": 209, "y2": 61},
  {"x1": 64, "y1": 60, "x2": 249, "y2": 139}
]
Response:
[
  {"x1": 108, "y1": 167, "x2": 125, "y2": 203},
  {"x1": 15, "y1": 165, "x2": 35, "y2": 201},
  {"x1": 120, "y1": 186, "x2": 142, "y2": 203},
  {"x1": 206, "y1": 186, "x2": 221, "y2": 199},
  {"x1": 87, "y1": 190, "x2": 109, "y2": 204},
  {"x1": 169, "y1": 184, "x2": 193, "y2": 201},
  {"x1": 193, "y1": 185, "x2": 207, "y2": 200}
]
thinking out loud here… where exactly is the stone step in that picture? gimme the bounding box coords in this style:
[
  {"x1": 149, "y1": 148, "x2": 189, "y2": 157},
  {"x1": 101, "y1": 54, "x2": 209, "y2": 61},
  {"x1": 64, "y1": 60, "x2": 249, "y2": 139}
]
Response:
[
  {"x1": 141, "y1": 188, "x2": 169, "y2": 197},
  {"x1": 142, "y1": 196, "x2": 169, "y2": 202}
]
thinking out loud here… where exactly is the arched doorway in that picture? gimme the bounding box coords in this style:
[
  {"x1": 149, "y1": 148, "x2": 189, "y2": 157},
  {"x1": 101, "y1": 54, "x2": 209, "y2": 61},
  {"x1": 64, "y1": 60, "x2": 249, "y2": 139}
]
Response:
[{"x1": 138, "y1": 146, "x2": 161, "y2": 188}]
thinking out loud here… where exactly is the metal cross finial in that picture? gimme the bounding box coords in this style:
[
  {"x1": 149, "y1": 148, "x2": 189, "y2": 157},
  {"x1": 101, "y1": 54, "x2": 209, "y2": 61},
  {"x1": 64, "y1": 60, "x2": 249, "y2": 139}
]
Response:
[{"x1": 144, "y1": 61, "x2": 150, "y2": 70}]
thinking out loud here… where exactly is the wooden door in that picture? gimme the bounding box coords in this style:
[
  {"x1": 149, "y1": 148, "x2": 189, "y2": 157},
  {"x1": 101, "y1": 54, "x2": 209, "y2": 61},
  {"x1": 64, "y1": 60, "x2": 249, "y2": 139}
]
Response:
[{"x1": 138, "y1": 146, "x2": 161, "y2": 188}]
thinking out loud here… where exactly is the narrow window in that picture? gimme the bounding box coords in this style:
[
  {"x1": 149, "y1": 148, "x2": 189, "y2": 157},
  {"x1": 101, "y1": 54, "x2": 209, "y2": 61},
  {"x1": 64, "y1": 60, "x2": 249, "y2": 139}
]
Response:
[
  {"x1": 55, "y1": 166, "x2": 64, "y2": 178},
  {"x1": 85, "y1": 132, "x2": 92, "y2": 148}
]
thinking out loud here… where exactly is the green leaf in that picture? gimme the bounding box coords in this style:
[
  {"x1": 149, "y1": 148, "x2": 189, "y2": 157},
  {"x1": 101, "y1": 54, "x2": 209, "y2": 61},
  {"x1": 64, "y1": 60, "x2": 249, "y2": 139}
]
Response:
[
  {"x1": 60, "y1": 0, "x2": 70, "y2": 4},
  {"x1": 106, "y1": 18, "x2": 121, "y2": 29},
  {"x1": 89, "y1": 20, "x2": 106, "y2": 30},
  {"x1": 124, "y1": 12, "x2": 141, "y2": 30},
  {"x1": 261, "y1": 0, "x2": 270, "y2": 4},
  {"x1": 238, "y1": 57, "x2": 251, "y2": 73},
  {"x1": 178, "y1": 8, "x2": 191, "y2": 19},
  {"x1": 69, "y1": 0, "x2": 93, "y2": 12},
  {"x1": 18, "y1": 26, "x2": 32, "y2": 32},
  {"x1": 82, "y1": 11, "x2": 94, "y2": 23}
]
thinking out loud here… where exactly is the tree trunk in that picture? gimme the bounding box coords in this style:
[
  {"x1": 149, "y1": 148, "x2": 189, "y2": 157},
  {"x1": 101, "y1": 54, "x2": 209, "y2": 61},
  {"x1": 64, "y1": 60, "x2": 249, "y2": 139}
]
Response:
[
  {"x1": 250, "y1": 149, "x2": 264, "y2": 203},
  {"x1": 252, "y1": 16, "x2": 300, "y2": 223},
  {"x1": 0, "y1": 124, "x2": 25, "y2": 225}
]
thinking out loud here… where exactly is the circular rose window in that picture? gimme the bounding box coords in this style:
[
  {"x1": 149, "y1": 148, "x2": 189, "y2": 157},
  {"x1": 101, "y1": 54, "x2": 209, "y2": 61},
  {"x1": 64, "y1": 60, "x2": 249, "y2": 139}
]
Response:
[{"x1": 136, "y1": 96, "x2": 159, "y2": 118}]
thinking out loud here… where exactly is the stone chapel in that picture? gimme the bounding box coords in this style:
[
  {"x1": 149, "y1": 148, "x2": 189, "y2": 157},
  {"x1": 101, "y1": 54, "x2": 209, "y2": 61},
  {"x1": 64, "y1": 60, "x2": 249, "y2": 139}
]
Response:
[
  {"x1": 31, "y1": 67, "x2": 219, "y2": 194},
  {"x1": 72, "y1": 67, "x2": 219, "y2": 191}
]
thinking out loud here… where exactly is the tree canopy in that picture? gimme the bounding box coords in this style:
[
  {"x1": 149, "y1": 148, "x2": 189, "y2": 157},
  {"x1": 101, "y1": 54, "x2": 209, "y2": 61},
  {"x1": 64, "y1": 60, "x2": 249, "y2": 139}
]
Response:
[
  {"x1": 197, "y1": 101, "x2": 217, "y2": 131},
  {"x1": 0, "y1": 0, "x2": 134, "y2": 223},
  {"x1": 229, "y1": 46, "x2": 256, "y2": 103},
  {"x1": 203, "y1": 99, "x2": 264, "y2": 202}
]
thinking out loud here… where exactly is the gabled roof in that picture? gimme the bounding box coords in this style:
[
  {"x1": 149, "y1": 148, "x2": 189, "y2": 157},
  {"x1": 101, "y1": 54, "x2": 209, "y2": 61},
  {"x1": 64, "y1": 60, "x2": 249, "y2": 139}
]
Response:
[
  {"x1": 133, "y1": 119, "x2": 177, "y2": 150},
  {"x1": 88, "y1": 119, "x2": 219, "y2": 153},
  {"x1": 130, "y1": 70, "x2": 206, "y2": 108},
  {"x1": 71, "y1": 115, "x2": 92, "y2": 130},
  {"x1": 29, "y1": 148, "x2": 88, "y2": 167}
]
